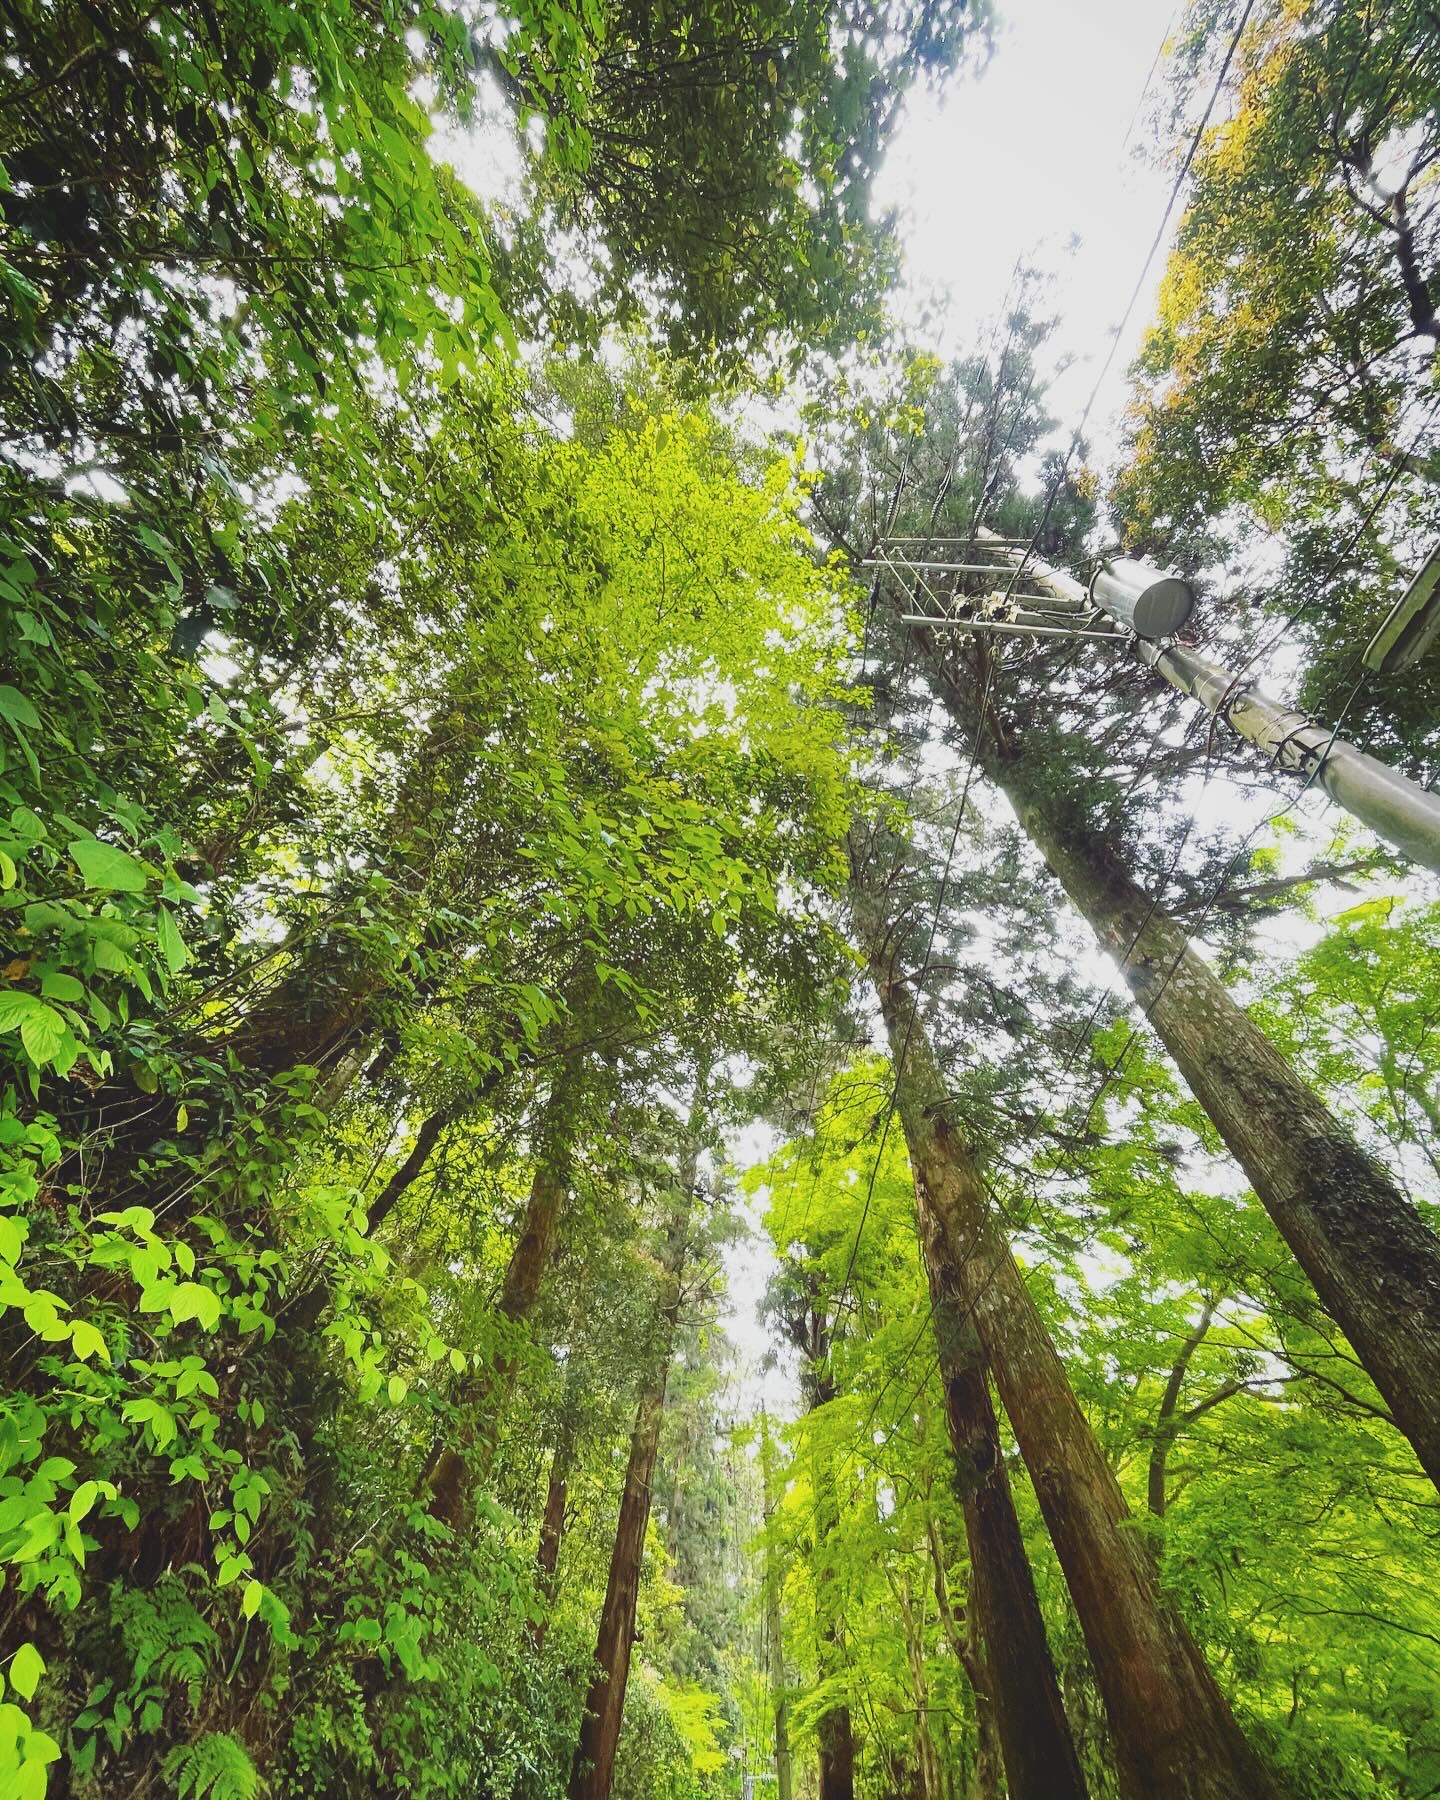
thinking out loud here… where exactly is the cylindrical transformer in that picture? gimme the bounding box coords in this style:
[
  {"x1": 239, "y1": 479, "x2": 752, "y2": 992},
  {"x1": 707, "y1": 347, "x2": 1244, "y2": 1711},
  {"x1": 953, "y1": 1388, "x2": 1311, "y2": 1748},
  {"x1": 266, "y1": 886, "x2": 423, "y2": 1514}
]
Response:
[{"x1": 1088, "y1": 558, "x2": 1195, "y2": 639}]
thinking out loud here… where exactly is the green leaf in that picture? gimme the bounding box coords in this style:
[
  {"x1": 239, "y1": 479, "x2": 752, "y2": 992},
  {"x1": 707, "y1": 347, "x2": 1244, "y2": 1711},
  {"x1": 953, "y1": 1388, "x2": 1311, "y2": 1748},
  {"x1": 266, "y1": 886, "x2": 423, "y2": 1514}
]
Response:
[
  {"x1": 68, "y1": 838, "x2": 149, "y2": 893},
  {"x1": 69, "y1": 1481, "x2": 99, "y2": 1524},
  {"x1": 169, "y1": 1282, "x2": 223, "y2": 1331},
  {"x1": 0, "y1": 991, "x2": 43, "y2": 1034},
  {"x1": 40, "y1": 971, "x2": 84, "y2": 1002},
  {"x1": 0, "y1": 687, "x2": 39, "y2": 731},
  {"x1": 69, "y1": 1320, "x2": 110, "y2": 1364},
  {"x1": 387, "y1": 1374, "x2": 407, "y2": 1405},
  {"x1": 156, "y1": 904, "x2": 188, "y2": 975},
  {"x1": 0, "y1": 1215, "x2": 24, "y2": 1265},
  {"x1": 19, "y1": 1001, "x2": 66, "y2": 1066},
  {"x1": 9, "y1": 1642, "x2": 43, "y2": 1701},
  {"x1": 241, "y1": 1580, "x2": 263, "y2": 1620}
]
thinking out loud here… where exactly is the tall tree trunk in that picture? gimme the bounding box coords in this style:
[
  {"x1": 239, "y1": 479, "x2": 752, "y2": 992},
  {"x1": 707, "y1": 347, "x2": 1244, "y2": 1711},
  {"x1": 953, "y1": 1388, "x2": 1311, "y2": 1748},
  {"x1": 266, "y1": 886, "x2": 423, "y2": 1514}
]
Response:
[
  {"x1": 805, "y1": 1323, "x2": 857, "y2": 1800},
  {"x1": 992, "y1": 751, "x2": 1440, "y2": 1493},
  {"x1": 760, "y1": 1411, "x2": 795, "y2": 1800},
  {"x1": 532, "y1": 1356, "x2": 585, "y2": 1650},
  {"x1": 427, "y1": 1056, "x2": 583, "y2": 1530},
  {"x1": 914, "y1": 1182, "x2": 1088, "y2": 1800},
  {"x1": 857, "y1": 897, "x2": 1274, "y2": 1799},
  {"x1": 922, "y1": 1514, "x2": 1002, "y2": 1800},
  {"x1": 569, "y1": 1093, "x2": 706, "y2": 1800}
]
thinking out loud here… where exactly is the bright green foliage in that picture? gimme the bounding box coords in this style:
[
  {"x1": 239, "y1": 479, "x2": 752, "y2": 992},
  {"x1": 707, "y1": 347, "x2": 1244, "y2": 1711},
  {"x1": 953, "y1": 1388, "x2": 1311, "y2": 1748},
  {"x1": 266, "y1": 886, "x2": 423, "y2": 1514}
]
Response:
[
  {"x1": 1053, "y1": 1029, "x2": 1440, "y2": 1793},
  {"x1": 0, "y1": 315, "x2": 859, "y2": 1791},
  {"x1": 3, "y1": 2, "x2": 1439, "y2": 1796},
  {"x1": 1251, "y1": 897, "x2": 1440, "y2": 1191},
  {"x1": 752, "y1": 1001, "x2": 1440, "y2": 1799},
  {"x1": 163, "y1": 1733, "x2": 262, "y2": 1800},
  {"x1": 752, "y1": 1065, "x2": 1013, "y2": 1799},
  {"x1": 1114, "y1": 0, "x2": 1440, "y2": 766}
]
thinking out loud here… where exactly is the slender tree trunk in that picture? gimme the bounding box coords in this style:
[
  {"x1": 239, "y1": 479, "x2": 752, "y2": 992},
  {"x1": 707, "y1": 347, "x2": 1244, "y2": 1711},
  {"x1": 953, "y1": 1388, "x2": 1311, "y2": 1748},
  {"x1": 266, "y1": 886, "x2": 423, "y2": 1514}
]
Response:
[
  {"x1": 922, "y1": 1515, "x2": 1002, "y2": 1800},
  {"x1": 893, "y1": 1568, "x2": 942, "y2": 1800},
  {"x1": 427, "y1": 1057, "x2": 583, "y2": 1530},
  {"x1": 993, "y1": 753, "x2": 1440, "y2": 1493},
  {"x1": 805, "y1": 1329, "x2": 857, "y2": 1800},
  {"x1": 760, "y1": 1412, "x2": 795, "y2": 1800},
  {"x1": 1148, "y1": 1303, "x2": 1214, "y2": 1521},
  {"x1": 569, "y1": 1094, "x2": 706, "y2": 1800},
  {"x1": 914, "y1": 1182, "x2": 1088, "y2": 1800},
  {"x1": 858, "y1": 901, "x2": 1274, "y2": 1798},
  {"x1": 531, "y1": 1356, "x2": 585, "y2": 1650}
]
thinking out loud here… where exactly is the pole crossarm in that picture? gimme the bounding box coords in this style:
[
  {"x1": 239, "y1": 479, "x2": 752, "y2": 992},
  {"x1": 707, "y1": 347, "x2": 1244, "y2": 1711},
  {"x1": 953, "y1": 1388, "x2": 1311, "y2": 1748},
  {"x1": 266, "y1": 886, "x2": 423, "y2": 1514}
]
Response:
[
  {"x1": 870, "y1": 527, "x2": 1440, "y2": 874},
  {"x1": 963, "y1": 528, "x2": 1440, "y2": 878}
]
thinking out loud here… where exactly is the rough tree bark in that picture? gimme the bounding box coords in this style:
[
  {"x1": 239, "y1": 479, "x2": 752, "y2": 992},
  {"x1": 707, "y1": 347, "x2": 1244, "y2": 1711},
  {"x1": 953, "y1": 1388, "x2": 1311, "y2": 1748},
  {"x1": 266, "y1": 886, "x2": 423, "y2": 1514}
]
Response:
[
  {"x1": 569, "y1": 1093, "x2": 705, "y2": 1800},
  {"x1": 913, "y1": 1182, "x2": 1088, "y2": 1800},
  {"x1": 858, "y1": 887, "x2": 1275, "y2": 1799},
  {"x1": 991, "y1": 750, "x2": 1440, "y2": 1495}
]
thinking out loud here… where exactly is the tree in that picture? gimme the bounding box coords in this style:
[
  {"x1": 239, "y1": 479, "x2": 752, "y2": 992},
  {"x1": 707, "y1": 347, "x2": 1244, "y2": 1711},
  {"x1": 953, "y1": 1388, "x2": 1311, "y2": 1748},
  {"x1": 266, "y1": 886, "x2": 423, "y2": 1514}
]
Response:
[
  {"x1": 805, "y1": 319, "x2": 1440, "y2": 1495},
  {"x1": 571, "y1": 1077, "x2": 711, "y2": 1800},
  {"x1": 849, "y1": 812, "x2": 1275, "y2": 1799},
  {"x1": 492, "y1": 0, "x2": 985, "y2": 368},
  {"x1": 1113, "y1": 0, "x2": 1440, "y2": 769}
]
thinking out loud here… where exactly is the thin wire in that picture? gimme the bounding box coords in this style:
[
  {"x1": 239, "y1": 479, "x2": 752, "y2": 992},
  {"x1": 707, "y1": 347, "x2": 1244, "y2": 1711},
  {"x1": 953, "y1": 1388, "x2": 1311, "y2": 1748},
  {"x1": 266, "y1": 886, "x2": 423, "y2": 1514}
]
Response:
[
  {"x1": 1000, "y1": 0, "x2": 1257, "y2": 606},
  {"x1": 1120, "y1": 0, "x2": 1185, "y2": 159}
]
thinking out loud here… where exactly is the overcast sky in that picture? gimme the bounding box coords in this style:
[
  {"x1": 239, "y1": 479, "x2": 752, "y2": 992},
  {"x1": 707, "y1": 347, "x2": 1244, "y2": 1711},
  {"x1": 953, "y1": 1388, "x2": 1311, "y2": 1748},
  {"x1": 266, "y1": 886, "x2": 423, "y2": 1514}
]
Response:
[{"x1": 875, "y1": 0, "x2": 1184, "y2": 461}]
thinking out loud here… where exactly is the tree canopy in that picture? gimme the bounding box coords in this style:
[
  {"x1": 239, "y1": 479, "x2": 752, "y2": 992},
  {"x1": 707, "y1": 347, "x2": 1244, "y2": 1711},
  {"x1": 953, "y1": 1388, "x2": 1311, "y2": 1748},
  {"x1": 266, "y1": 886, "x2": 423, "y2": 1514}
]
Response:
[{"x1": 1, "y1": 1, "x2": 1438, "y2": 1798}]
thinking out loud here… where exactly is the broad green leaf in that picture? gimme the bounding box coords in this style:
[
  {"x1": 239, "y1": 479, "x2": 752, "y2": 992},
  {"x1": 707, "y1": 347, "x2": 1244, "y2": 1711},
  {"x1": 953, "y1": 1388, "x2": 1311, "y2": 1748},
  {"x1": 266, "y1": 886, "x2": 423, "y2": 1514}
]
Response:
[
  {"x1": 9, "y1": 1643, "x2": 43, "y2": 1701},
  {"x1": 18, "y1": 1002, "x2": 65, "y2": 1067},
  {"x1": 0, "y1": 687, "x2": 39, "y2": 731},
  {"x1": 68, "y1": 1481, "x2": 99, "y2": 1524},
  {"x1": 168, "y1": 1282, "x2": 223, "y2": 1332},
  {"x1": 156, "y1": 904, "x2": 188, "y2": 975},
  {"x1": 39, "y1": 971, "x2": 84, "y2": 1002},
  {"x1": 68, "y1": 1321, "x2": 109, "y2": 1364},
  {"x1": 68, "y1": 838, "x2": 148, "y2": 893},
  {"x1": 0, "y1": 991, "x2": 43, "y2": 1034}
]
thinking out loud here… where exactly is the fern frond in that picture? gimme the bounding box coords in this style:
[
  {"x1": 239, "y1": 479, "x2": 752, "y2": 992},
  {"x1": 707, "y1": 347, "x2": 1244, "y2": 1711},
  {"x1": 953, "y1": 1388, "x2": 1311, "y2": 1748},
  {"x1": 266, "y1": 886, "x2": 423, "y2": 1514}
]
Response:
[{"x1": 163, "y1": 1731, "x2": 264, "y2": 1800}]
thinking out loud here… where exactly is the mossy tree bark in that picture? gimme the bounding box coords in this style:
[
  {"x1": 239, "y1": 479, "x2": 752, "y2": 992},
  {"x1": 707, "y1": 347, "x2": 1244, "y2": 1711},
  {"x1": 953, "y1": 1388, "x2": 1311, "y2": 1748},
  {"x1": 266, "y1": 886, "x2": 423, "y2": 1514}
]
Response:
[
  {"x1": 993, "y1": 749, "x2": 1440, "y2": 1495},
  {"x1": 858, "y1": 895, "x2": 1274, "y2": 1799},
  {"x1": 914, "y1": 1182, "x2": 1088, "y2": 1800}
]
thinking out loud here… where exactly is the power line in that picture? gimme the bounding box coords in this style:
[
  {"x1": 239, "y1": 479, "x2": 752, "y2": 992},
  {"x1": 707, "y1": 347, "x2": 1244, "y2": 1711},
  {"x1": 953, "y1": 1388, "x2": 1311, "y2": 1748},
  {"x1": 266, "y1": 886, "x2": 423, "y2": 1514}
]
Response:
[{"x1": 1000, "y1": 0, "x2": 1258, "y2": 606}]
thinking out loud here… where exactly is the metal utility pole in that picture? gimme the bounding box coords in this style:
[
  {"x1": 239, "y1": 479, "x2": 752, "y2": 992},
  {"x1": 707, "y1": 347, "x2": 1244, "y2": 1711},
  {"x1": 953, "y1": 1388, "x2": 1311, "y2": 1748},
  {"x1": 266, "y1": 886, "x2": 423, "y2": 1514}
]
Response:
[{"x1": 867, "y1": 530, "x2": 1440, "y2": 877}]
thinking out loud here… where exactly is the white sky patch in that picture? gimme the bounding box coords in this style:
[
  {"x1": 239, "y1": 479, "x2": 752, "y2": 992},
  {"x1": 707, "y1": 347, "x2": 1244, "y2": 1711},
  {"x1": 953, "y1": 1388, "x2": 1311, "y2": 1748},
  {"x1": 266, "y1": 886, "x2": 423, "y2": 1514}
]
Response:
[{"x1": 873, "y1": 0, "x2": 1183, "y2": 466}]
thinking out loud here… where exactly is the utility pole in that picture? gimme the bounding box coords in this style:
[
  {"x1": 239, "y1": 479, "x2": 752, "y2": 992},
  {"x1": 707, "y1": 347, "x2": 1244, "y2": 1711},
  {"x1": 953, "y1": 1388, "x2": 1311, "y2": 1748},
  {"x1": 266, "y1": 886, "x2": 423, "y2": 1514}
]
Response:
[{"x1": 867, "y1": 531, "x2": 1440, "y2": 875}]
